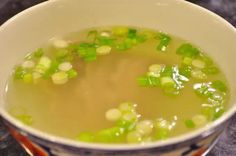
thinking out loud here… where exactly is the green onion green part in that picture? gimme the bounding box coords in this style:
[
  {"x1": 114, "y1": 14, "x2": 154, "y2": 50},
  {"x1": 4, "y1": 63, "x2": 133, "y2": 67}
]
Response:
[
  {"x1": 156, "y1": 33, "x2": 171, "y2": 52},
  {"x1": 185, "y1": 119, "x2": 195, "y2": 128},
  {"x1": 177, "y1": 43, "x2": 200, "y2": 58}
]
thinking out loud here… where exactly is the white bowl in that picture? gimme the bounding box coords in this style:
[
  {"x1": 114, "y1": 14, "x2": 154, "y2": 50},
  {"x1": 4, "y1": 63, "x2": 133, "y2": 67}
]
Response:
[{"x1": 0, "y1": 0, "x2": 235, "y2": 155}]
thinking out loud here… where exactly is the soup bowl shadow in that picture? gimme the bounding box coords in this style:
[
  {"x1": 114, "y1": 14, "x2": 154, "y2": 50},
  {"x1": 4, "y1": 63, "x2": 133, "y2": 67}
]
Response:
[{"x1": 0, "y1": 0, "x2": 236, "y2": 155}]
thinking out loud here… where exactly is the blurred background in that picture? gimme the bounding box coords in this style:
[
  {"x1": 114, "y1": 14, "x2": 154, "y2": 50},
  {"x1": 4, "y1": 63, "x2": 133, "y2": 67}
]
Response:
[{"x1": 0, "y1": 0, "x2": 236, "y2": 156}]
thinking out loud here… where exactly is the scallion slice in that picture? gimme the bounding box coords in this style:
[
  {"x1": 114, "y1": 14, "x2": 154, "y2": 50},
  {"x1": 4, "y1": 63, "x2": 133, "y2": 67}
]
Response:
[
  {"x1": 156, "y1": 33, "x2": 171, "y2": 52},
  {"x1": 177, "y1": 43, "x2": 200, "y2": 58}
]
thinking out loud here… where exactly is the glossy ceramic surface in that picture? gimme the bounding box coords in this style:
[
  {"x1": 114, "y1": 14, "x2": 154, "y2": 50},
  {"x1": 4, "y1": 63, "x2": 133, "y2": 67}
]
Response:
[{"x1": 0, "y1": 0, "x2": 236, "y2": 155}]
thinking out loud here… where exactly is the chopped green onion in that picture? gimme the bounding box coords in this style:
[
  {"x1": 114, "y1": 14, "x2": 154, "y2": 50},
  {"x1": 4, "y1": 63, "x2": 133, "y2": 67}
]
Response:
[
  {"x1": 35, "y1": 65, "x2": 46, "y2": 74},
  {"x1": 201, "y1": 104, "x2": 215, "y2": 120},
  {"x1": 55, "y1": 49, "x2": 69, "y2": 61},
  {"x1": 155, "y1": 128, "x2": 169, "y2": 140},
  {"x1": 115, "y1": 42, "x2": 130, "y2": 51},
  {"x1": 58, "y1": 62, "x2": 72, "y2": 72},
  {"x1": 137, "y1": 75, "x2": 160, "y2": 87},
  {"x1": 77, "y1": 43, "x2": 94, "y2": 53},
  {"x1": 87, "y1": 30, "x2": 98, "y2": 42},
  {"x1": 121, "y1": 112, "x2": 138, "y2": 122},
  {"x1": 96, "y1": 127, "x2": 124, "y2": 143},
  {"x1": 202, "y1": 66, "x2": 219, "y2": 75},
  {"x1": 212, "y1": 80, "x2": 228, "y2": 92},
  {"x1": 179, "y1": 65, "x2": 192, "y2": 78},
  {"x1": 125, "y1": 38, "x2": 137, "y2": 46},
  {"x1": 96, "y1": 36, "x2": 114, "y2": 46},
  {"x1": 116, "y1": 119, "x2": 136, "y2": 132},
  {"x1": 185, "y1": 119, "x2": 195, "y2": 128},
  {"x1": 200, "y1": 54, "x2": 213, "y2": 65},
  {"x1": 137, "y1": 76, "x2": 150, "y2": 86},
  {"x1": 213, "y1": 107, "x2": 225, "y2": 120},
  {"x1": 154, "y1": 119, "x2": 171, "y2": 140},
  {"x1": 66, "y1": 43, "x2": 80, "y2": 52},
  {"x1": 42, "y1": 59, "x2": 60, "y2": 79},
  {"x1": 139, "y1": 30, "x2": 156, "y2": 39},
  {"x1": 35, "y1": 56, "x2": 52, "y2": 75},
  {"x1": 23, "y1": 73, "x2": 33, "y2": 83},
  {"x1": 76, "y1": 43, "x2": 97, "y2": 62},
  {"x1": 25, "y1": 49, "x2": 44, "y2": 60},
  {"x1": 127, "y1": 28, "x2": 137, "y2": 38},
  {"x1": 201, "y1": 103, "x2": 225, "y2": 121},
  {"x1": 14, "y1": 66, "x2": 27, "y2": 80},
  {"x1": 192, "y1": 59, "x2": 205, "y2": 69},
  {"x1": 194, "y1": 83, "x2": 215, "y2": 98},
  {"x1": 38, "y1": 56, "x2": 52, "y2": 69},
  {"x1": 136, "y1": 120, "x2": 153, "y2": 136},
  {"x1": 191, "y1": 69, "x2": 207, "y2": 79},
  {"x1": 67, "y1": 69, "x2": 78, "y2": 78},
  {"x1": 160, "y1": 66, "x2": 173, "y2": 77},
  {"x1": 209, "y1": 91, "x2": 224, "y2": 103},
  {"x1": 161, "y1": 77, "x2": 175, "y2": 88},
  {"x1": 154, "y1": 118, "x2": 171, "y2": 130},
  {"x1": 115, "y1": 36, "x2": 139, "y2": 51},
  {"x1": 156, "y1": 33, "x2": 171, "y2": 52},
  {"x1": 126, "y1": 131, "x2": 142, "y2": 143},
  {"x1": 148, "y1": 64, "x2": 163, "y2": 74},
  {"x1": 96, "y1": 45, "x2": 112, "y2": 55},
  {"x1": 99, "y1": 31, "x2": 111, "y2": 38},
  {"x1": 50, "y1": 59, "x2": 60, "y2": 71},
  {"x1": 51, "y1": 71, "x2": 68, "y2": 85},
  {"x1": 33, "y1": 48, "x2": 44, "y2": 58},
  {"x1": 22, "y1": 60, "x2": 35, "y2": 69},
  {"x1": 116, "y1": 102, "x2": 138, "y2": 132},
  {"x1": 182, "y1": 57, "x2": 193, "y2": 65},
  {"x1": 147, "y1": 71, "x2": 160, "y2": 77},
  {"x1": 139, "y1": 65, "x2": 188, "y2": 95},
  {"x1": 76, "y1": 132, "x2": 94, "y2": 142},
  {"x1": 112, "y1": 26, "x2": 129, "y2": 37},
  {"x1": 105, "y1": 108, "x2": 122, "y2": 122},
  {"x1": 177, "y1": 43, "x2": 200, "y2": 58},
  {"x1": 192, "y1": 115, "x2": 208, "y2": 127},
  {"x1": 147, "y1": 76, "x2": 160, "y2": 86},
  {"x1": 119, "y1": 102, "x2": 136, "y2": 113}
]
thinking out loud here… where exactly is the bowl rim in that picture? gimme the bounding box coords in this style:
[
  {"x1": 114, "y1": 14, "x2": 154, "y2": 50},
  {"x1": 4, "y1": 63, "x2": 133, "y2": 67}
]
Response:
[{"x1": 0, "y1": 0, "x2": 236, "y2": 151}]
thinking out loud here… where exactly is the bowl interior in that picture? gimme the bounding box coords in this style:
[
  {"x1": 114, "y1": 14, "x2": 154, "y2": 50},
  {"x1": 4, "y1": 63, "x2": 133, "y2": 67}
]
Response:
[{"x1": 0, "y1": 0, "x2": 236, "y2": 149}]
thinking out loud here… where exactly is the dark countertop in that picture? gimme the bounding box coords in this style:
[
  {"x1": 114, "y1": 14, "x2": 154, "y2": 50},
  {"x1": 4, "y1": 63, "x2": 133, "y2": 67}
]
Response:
[{"x1": 0, "y1": 0, "x2": 236, "y2": 155}]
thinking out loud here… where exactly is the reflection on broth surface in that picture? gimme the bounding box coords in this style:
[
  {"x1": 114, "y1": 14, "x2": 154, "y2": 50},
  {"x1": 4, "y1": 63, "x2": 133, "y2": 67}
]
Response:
[{"x1": 6, "y1": 26, "x2": 229, "y2": 144}]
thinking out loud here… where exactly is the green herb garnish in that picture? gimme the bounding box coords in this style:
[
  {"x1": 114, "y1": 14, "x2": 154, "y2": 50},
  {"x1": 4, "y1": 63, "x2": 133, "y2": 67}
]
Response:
[
  {"x1": 156, "y1": 33, "x2": 171, "y2": 52},
  {"x1": 185, "y1": 119, "x2": 195, "y2": 128},
  {"x1": 177, "y1": 43, "x2": 200, "y2": 58}
]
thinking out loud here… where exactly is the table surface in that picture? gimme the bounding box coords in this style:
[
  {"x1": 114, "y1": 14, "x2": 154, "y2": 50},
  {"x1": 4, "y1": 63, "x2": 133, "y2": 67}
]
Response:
[{"x1": 0, "y1": 0, "x2": 236, "y2": 155}]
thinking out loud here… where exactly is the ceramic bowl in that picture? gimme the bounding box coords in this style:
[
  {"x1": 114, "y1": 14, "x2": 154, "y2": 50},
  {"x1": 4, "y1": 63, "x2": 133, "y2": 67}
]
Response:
[{"x1": 0, "y1": 0, "x2": 236, "y2": 155}]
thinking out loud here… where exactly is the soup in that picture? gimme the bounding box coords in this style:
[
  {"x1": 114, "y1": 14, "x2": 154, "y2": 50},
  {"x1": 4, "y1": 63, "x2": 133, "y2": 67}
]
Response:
[{"x1": 5, "y1": 26, "x2": 229, "y2": 144}]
